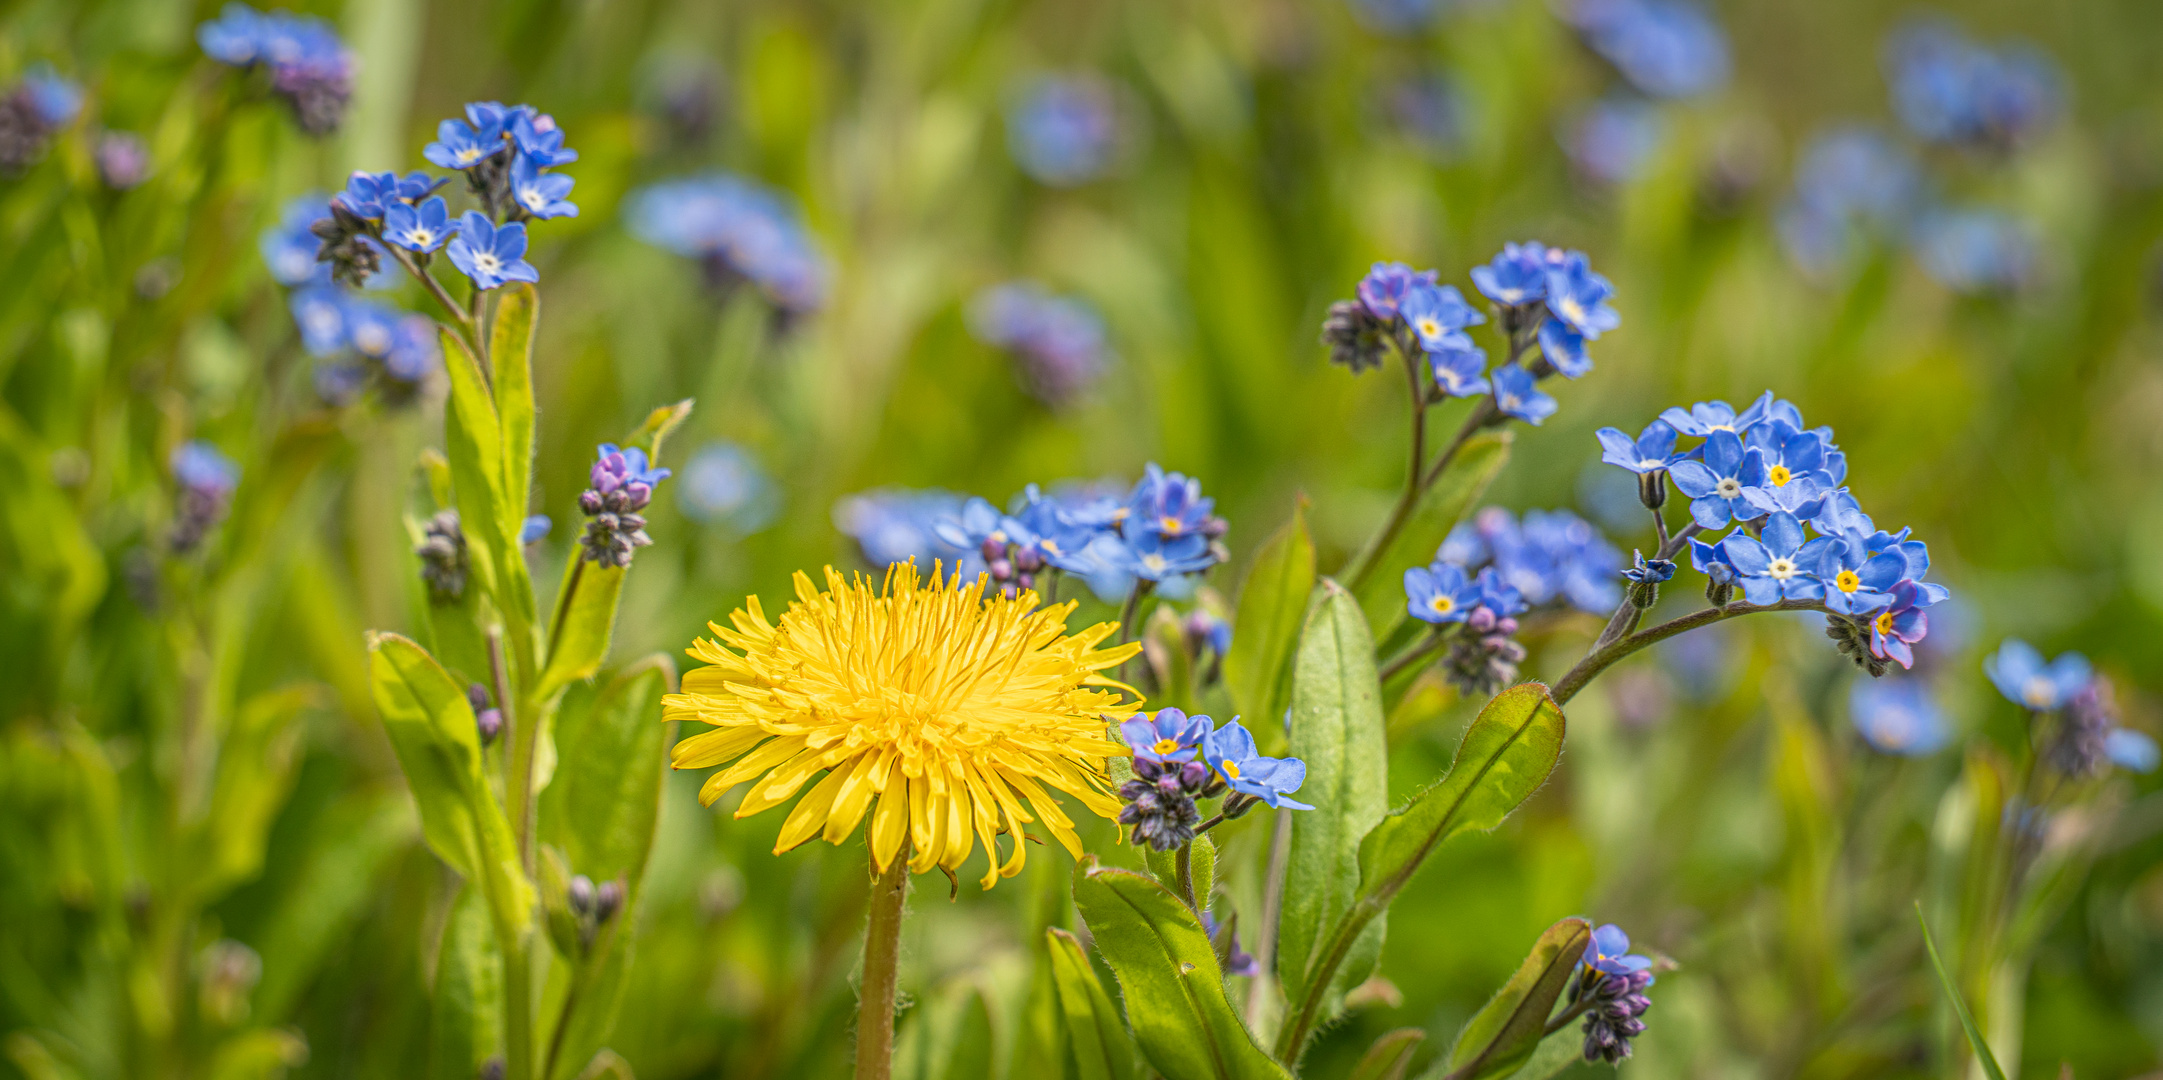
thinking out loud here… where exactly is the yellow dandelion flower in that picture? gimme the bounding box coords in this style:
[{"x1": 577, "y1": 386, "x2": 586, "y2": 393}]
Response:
[{"x1": 663, "y1": 563, "x2": 1142, "y2": 889}]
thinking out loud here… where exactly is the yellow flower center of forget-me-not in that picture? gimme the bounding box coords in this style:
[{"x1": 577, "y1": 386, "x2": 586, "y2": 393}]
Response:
[
  {"x1": 1768, "y1": 464, "x2": 1792, "y2": 487},
  {"x1": 1835, "y1": 570, "x2": 1861, "y2": 593},
  {"x1": 1430, "y1": 596, "x2": 1454, "y2": 614},
  {"x1": 1416, "y1": 317, "x2": 1441, "y2": 339},
  {"x1": 1715, "y1": 477, "x2": 1742, "y2": 498},
  {"x1": 1160, "y1": 515, "x2": 1183, "y2": 534},
  {"x1": 2023, "y1": 677, "x2": 2055, "y2": 709},
  {"x1": 1874, "y1": 610, "x2": 1896, "y2": 634},
  {"x1": 1151, "y1": 737, "x2": 1182, "y2": 756},
  {"x1": 1220, "y1": 759, "x2": 1242, "y2": 781}
]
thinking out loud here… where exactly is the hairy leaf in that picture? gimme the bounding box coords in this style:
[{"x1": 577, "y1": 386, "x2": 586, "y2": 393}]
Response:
[
  {"x1": 1048, "y1": 929, "x2": 1138, "y2": 1080},
  {"x1": 1347, "y1": 1028, "x2": 1426, "y2": 1080},
  {"x1": 1278, "y1": 581, "x2": 1388, "y2": 1012},
  {"x1": 1223, "y1": 499, "x2": 1316, "y2": 738},
  {"x1": 1442, "y1": 918, "x2": 1591, "y2": 1080},
  {"x1": 1070, "y1": 858, "x2": 1288, "y2": 1080}
]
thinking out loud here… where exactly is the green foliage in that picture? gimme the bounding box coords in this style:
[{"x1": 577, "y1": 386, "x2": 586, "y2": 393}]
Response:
[
  {"x1": 1277, "y1": 580, "x2": 1390, "y2": 1020},
  {"x1": 1070, "y1": 858, "x2": 1289, "y2": 1080},
  {"x1": 1440, "y1": 918, "x2": 1590, "y2": 1080},
  {"x1": 367, "y1": 632, "x2": 535, "y2": 941},
  {"x1": 1349, "y1": 433, "x2": 1512, "y2": 641},
  {"x1": 1223, "y1": 500, "x2": 1316, "y2": 736},
  {"x1": 1046, "y1": 928, "x2": 1139, "y2": 1080},
  {"x1": 1919, "y1": 904, "x2": 2009, "y2": 1080}
]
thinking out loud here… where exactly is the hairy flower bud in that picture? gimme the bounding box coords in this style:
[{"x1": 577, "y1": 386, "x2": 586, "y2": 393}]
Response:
[{"x1": 416, "y1": 509, "x2": 470, "y2": 602}]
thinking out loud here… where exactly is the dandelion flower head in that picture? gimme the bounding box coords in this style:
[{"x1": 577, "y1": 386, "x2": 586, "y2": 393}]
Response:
[{"x1": 664, "y1": 563, "x2": 1141, "y2": 888}]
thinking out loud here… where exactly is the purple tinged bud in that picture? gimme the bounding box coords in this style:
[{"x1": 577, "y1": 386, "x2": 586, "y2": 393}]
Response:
[
  {"x1": 1468, "y1": 606, "x2": 1498, "y2": 632},
  {"x1": 594, "y1": 879, "x2": 625, "y2": 924},
  {"x1": 989, "y1": 557, "x2": 1013, "y2": 580},
  {"x1": 568, "y1": 874, "x2": 597, "y2": 916},
  {"x1": 476, "y1": 708, "x2": 503, "y2": 745}
]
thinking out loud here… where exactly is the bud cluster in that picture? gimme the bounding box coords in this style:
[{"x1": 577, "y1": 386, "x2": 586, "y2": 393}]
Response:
[
  {"x1": 1576, "y1": 969, "x2": 1654, "y2": 1064},
  {"x1": 2050, "y1": 681, "x2": 2115, "y2": 779},
  {"x1": 1319, "y1": 299, "x2": 1393, "y2": 374},
  {"x1": 566, "y1": 873, "x2": 627, "y2": 952},
  {"x1": 1443, "y1": 605, "x2": 1527, "y2": 697},
  {"x1": 980, "y1": 537, "x2": 1047, "y2": 595},
  {"x1": 1824, "y1": 614, "x2": 1891, "y2": 677},
  {"x1": 467, "y1": 683, "x2": 503, "y2": 746},
  {"x1": 415, "y1": 509, "x2": 469, "y2": 602},
  {"x1": 1117, "y1": 757, "x2": 1211, "y2": 852},
  {"x1": 578, "y1": 445, "x2": 668, "y2": 568},
  {"x1": 170, "y1": 442, "x2": 239, "y2": 554}
]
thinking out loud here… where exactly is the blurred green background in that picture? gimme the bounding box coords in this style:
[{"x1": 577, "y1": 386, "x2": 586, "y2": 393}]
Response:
[{"x1": 3, "y1": 0, "x2": 2162, "y2": 1077}]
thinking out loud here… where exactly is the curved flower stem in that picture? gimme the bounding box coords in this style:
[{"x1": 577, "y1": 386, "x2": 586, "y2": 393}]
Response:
[
  {"x1": 1657, "y1": 522, "x2": 1704, "y2": 561},
  {"x1": 1345, "y1": 393, "x2": 1494, "y2": 594},
  {"x1": 855, "y1": 849, "x2": 911, "y2": 1080},
  {"x1": 387, "y1": 247, "x2": 480, "y2": 350},
  {"x1": 1378, "y1": 626, "x2": 1451, "y2": 684},
  {"x1": 1552, "y1": 598, "x2": 1831, "y2": 706},
  {"x1": 1543, "y1": 997, "x2": 1593, "y2": 1036},
  {"x1": 1114, "y1": 580, "x2": 1154, "y2": 682}
]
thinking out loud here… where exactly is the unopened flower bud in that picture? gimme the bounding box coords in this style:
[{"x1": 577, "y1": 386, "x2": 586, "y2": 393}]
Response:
[
  {"x1": 567, "y1": 874, "x2": 597, "y2": 917},
  {"x1": 1637, "y1": 471, "x2": 1667, "y2": 511},
  {"x1": 594, "y1": 879, "x2": 626, "y2": 924}
]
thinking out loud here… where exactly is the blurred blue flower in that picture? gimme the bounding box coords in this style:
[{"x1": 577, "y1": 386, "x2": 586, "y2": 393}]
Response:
[
  {"x1": 1450, "y1": 506, "x2": 1621, "y2": 612},
  {"x1": 1471, "y1": 242, "x2": 1555, "y2": 307},
  {"x1": 1720, "y1": 511, "x2": 1833, "y2": 605},
  {"x1": 627, "y1": 172, "x2": 828, "y2": 315},
  {"x1": 1850, "y1": 678, "x2": 1951, "y2": 755},
  {"x1": 509, "y1": 153, "x2": 579, "y2": 220},
  {"x1": 96, "y1": 132, "x2": 152, "y2": 190},
  {"x1": 1586, "y1": 923, "x2": 1653, "y2": 976},
  {"x1": 1543, "y1": 252, "x2": 1623, "y2": 341},
  {"x1": 1348, "y1": 0, "x2": 1442, "y2": 33},
  {"x1": 1406, "y1": 561, "x2": 1484, "y2": 624},
  {"x1": 1984, "y1": 639, "x2": 2090, "y2": 712},
  {"x1": 196, "y1": 3, "x2": 353, "y2": 136},
  {"x1": 1564, "y1": 0, "x2": 1731, "y2": 99},
  {"x1": 1126, "y1": 464, "x2": 1216, "y2": 540},
  {"x1": 1778, "y1": 128, "x2": 1921, "y2": 276},
  {"x1": 261, "y1": 195, "x2": 332, "y2": 287},
  {"x1": 1383, "y1": 74, "x2": 1468, "y2": 157},
  {"x1": 677, "y1": 441, "x2": 779, "y2": 533},
  {"x1": 1126, "y1": 531, "x2": 1216, "y2": 582},
  {"x1": 447, "y1": 212, "x2": 538, "y2": 290},
  {"x1": 1357, "y1": 261, "x2": 1441, "y2": 321},
  {"x1": 1912, "y1": 208, "x2": 2037, "y2": 294},
  {"x1": 383, "y1": 197, "x2": 456, "y2": 253},
  {"x1": 1473, "y1": 566, "x2": 1529, "y2": 618},
  {"x1": 1492, "y1": 364, "x2": 1557, "y2": 425},
  {"x1": 334, "y1": 171, "x2": 400, "y2": 219},
  {"x1": 1885, "y1": 18, "x2": 2060, "y2": 150},
  {"x1": 1006, "y1": 75, "x2": 1119, "y2": 186},
  {"x1": 833, "y1": 488, "x2": 974, "y2": 572},
  {"x1": 1429, "y1": 344, "x2": 1491, "y2": 398},
  {"x1": 19, "y1": 66, "x2": 82, "y2": 128},
  {"x1": 968, "y1": 282, "x2": 1113, "y2": 408},
  {"x1": 1562, "y1": 95, "x2": 1665, "y2": 186},
  {"x1": 1122, "y1": 707, "x2": 1210, "y2": 764},
  {"x1": 1596, "y1": 420, "x2": 1680, "y2": 474},
  {"x1": 1668, "y1": 431, "x2": 1763, "y2": 528},
  {"x1": 173, "y1": 440, "x2": 240, "y2": 495},
  {"x1": 2106, "y1": 729, "x2": 2160, "y2": 774},
  {"x1": 520, "y1": 516, "x2": 553, "y2": 545},
  {"x1": 1202, "y1": 720, "x2": 1315, "y2": 810},
  {"x1": 289, "y1": 287, "x2": 349, "y2": 355}
]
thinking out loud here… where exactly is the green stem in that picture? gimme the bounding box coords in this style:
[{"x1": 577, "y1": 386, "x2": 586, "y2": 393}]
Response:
[
  {"x1": 1543, "y1": 996, "x2": 1593, "y2": 1036},
  {"x1": 505, "y1": 934, "x2": 536, "y2": 1080},
  {"x1": 1175, "y1": 843, "x2": 1198, "y2": 912},
  {"x1": 386, "y1": 247, "x2": 479, "y2": 348},
  {"x1": 1378, "y1": 626, "x2": 1452, "y2": 684},
  {"x1": 545, "y1": 555, "x2": 587, "y2": 668},
  {"x1": 1551, "y1": 598, "x2": 1830, "y2": 706},
  {"x1": 1275, "y1": 895, "x2": 1386, "y2": 1064},
  {"x1": 490, "y1": 628, "x2": 536, "y2": 872},
  {"x1": 855, "y1": 850, "x2": 911, "y2": 1080},
  {"x1": 1114, "y1": 580, "x2": 1153, "y2": 682},
  {"x1": 540, "y1": 968, "x2": 585, "y2": 1080}
]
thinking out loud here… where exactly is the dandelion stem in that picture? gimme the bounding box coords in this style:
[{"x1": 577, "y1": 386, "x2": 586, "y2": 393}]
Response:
[
  {"x1": 854, "y1": 849, "x2": 910, "y2": 1080},
  {"x1": 1553, "y1": 597, "x2": 1831, "y2": 706}
]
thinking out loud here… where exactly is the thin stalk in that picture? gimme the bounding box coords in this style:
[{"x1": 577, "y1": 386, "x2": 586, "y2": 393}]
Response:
[
  {"x1": 1551, "y1": 598, "x2": 1831, "y2": 706},
  {"x1": 1417, "y1": 399, "x2": 1496, "y2": 491},
  {"x1": 1175, "y1": 843, "x2": 1198, "y2": 911},
  {"x1": 1379, "y1": 626, "x2": 1451, "y2": 684},
  {"x1": 505, "y1": 935, "x2": 536, "y2": 1080},
  {"x1": 855, "y1": 850, "x2": 911, "y2": 1080},
  {"x1": 541, "y1": 965, "x2": 587, "y2": 1080},
  {"x1": 1543, "y1": 996, "x2": 1593, "y2": 1036},
  {"x1": 387, "y1": 247, "x2": 477, "y2": 342},
  {"x1": 1656, "y1": 522, "x2": 1704, "y2": 561},
  {"x1": 1114, "y1": 580, "x2": 1153, "y2": 681},
  {"x1": 489, "y1": 628, "x2": 535, "y2": 871}
]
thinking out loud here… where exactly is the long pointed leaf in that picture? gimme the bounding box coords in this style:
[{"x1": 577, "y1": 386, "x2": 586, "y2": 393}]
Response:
[
  {"x1": 1048, "y1": 928, "x2": 1138, "y2": 1080},
  {"x1": 1442, "y1": 918, "x2": 1591, "y2": 1080},
  {"x1": 1917, "y1": 903, "x2": 2008, "y2": 1080},
  {"x1": 1277, "y1": 580, "x2": 1388, "y2": 1013},
  {"x1": 1071, "y1": 858, "x2": 1288, "y2": 1080},
  {"x1": 1347, "y1": 1028, "x2": 1426, "y2": 1080},
  {"x1": 1222, "y1": 500, "x2": 1315, "y2": 740},
  {"x1": 491, "y1": 283, "x2": 539, "y2": 533}
]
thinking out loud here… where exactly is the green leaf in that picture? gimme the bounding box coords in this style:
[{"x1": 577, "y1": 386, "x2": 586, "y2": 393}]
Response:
[
  {"x1": 1917, "y1": 903, "x2": 2008, "y2": 1080},
  {"x1": 1047, "y1": 928, "x2": 1138, "y2": 1080},
  {"x1": 491, "y1": 282, "x2": 539, "y2": 530},
  {"x1": 368, "y1": 631, "x2": 534, "y2": 941},
  {"x1": 1441, "y1": 918, "x2": 1591, "y2": 1080},
  {"x1": 621, "y1": 399, "x2": 695, "y2": 463},
  {"x1": 430, "y1": 885, "x2": 504, "y2": 1080},
  {"x1": 894, "y1": 978, "x2": 996, "y2": 1080},
  {"x1": 1070, "y1": 858, "x2": 1289, "y2": 1080},
  {"x1": 1347, "y1": 1028, "x2": 1426, "y2": 1080},
  {"x1": 539, "y1": 658, "x2": 673, "y2": 883},
  {"x1": 1357, "y1": 684, "x2": 1565, "y2": 911},
  {"x1": 1142, "y1": 833, "x2": 1215, "y2": 916},
  {"x1": 252, "y1": 792, "x2": 415, "y2": 1022},
  {"x1": 1277, "y1": 580, "x2": 1389, "y2": 1013},
  {"x1": 1487, "y1": 1028, "x2": 1581, "y2": 1080},
  {"x1": 1222, "y1": 499, "x2": 1316, "y2": 738},
  {"x1": 539, "y1": 559, "x2": 628, "y2": 697},
  {"x1": 438, "y1": 327, "x2": 511, "y2": 613},
  {"x1": 1351, "y1": 432, "x2": 1510, "y2": 641}
]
